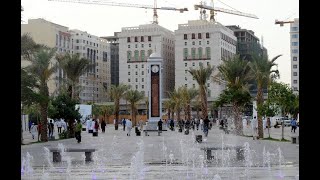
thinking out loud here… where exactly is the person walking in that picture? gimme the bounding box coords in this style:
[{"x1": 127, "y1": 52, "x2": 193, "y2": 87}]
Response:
[
  {"x1": 291, "y1": 118, "x2": 297, "y2": 133},
  {"x1": 123, "y1": 118, "x2": 126, "y2": 131},
  {"x1": 126, "y1": 119, "x2": 132, "y2": 136},
  {"x1": 28, "y1": 121, "x2": 32, "y2": 133},
  {"x1": 251, "y1": 116, "x2": 258, "y2": 140},
  {"x1": 195, "y1": 118, "x2": 200, "y2": 130},
  {"x1": 158, "y1": 119, "x2": 163, "y2": 131},
  {"x1": 30, "y1": 123, "x2": 37, "y2": 139},
  {"x1": 170, "y1": 119, "x2": 174, "y2": 131},
  {"x1": 203, "y1": 116, "x2": 210, "y2": 137},
  {"x1": 56, "y1": 120, "x2": 62, "y2": 134},
  {"x1": 75, "y1": 121, "x2": 82, "y2": 143},
  {"x1": 101, "y1": 119, "x2": 106, "y2": 133},
  {"x1": 200, "y1": 118, "x2": 204, "y2": 131},
  {"x1": 48, "y1": 120, "x2": 54, "y2": 138}
]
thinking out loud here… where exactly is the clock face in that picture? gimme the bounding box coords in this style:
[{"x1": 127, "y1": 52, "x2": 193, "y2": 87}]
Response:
[{"x1": 151, "y1": 65, "x2": 159, "y2": 73}]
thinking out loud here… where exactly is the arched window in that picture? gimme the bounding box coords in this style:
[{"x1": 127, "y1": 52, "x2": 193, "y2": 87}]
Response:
[
  {"x1": 134, "y1": 50, "x2": 139, "y2": 61},
  {"x1": 127, "y1": 51, "x2": 132, "y2": 61},
  {"x1": 141, "y1": 50, "x2": 145, "y2": 61},
  {"x1": 198, "y1": 47, "x2": 203, "y2": 59}
]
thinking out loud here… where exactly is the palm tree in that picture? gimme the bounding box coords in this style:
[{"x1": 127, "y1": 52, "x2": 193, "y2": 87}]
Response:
[
  {"x1": 25, "y1": 47, "x2": 57, "y2": 142},
  {"x1": 21, "y1": 34, "x2": 45, "y2": 61},
  {"x1": 188, "y1": 64, "x2": 215, "y2": 119},
  {"x1": 56, "y1": 53, "x2": 92, "y2": 100},
  {"x1": 181, "y1": 87, "x2": 198, "y2": 121},
  {"x1": 100, "y1": 105, "x2": 115, "y2": 124},
  {"x1": 169, "y1": 87, "x2": 184, "y2": 121},
  {"x1": 108, "y1": 84, "x2": 130, "y2": 130},
  {"x1": 124, "y1": 90, "x2": 144, "y2": 126},
  {"x1": 249, "y1": 54, "x2": 282, "y2": 138},
  {"x1": 215, "y1": 55, "x2": 252, "y2": 135},
  {"x1": 144, "y1": 97, "x2": 149, "y2": 117},
  {"x1": 163, "y1": 99, "x2": 174, "y2": 120},
  {"x1": 192, "y1": 99, "x2": 201, "y2": 119}
]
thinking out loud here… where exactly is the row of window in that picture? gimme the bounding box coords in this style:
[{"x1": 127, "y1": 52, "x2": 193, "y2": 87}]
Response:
[
  {"x1": 128, "y1": 64, "x2": 144, "y2": 69},
  {"x1": 128, "y1": 44, "x2": 151, "y2": 48},
  {"x1": 128, "y1": 71, "x2": 145, "y2": 75},
  {"x1": 291, "y1": 26, "x2": 299, "y2": 32},
  {"x1": 183, "y1": 47, "x2": 211, "y2": 60},
  {"x1": 293, "y1": 80, "x2": 298, "y2": 84},
  {"x1": 81, "y1": 93, "x2": 99, "y2": 98},
  {"x1": 76, "y1": 39, "x2": 99, "y2": 47},
  {"x1": 291, "y1": 34, "x2": 299, "y2": 39},
  {"x1": 185, "y1": 41, "x2": 210, "y2": 46},
  {"x1": 184, "y1": 33, "x2": 210, "y2": 40},
  {"x1": 127, "y1": 36, "x2": 152, "y2": 43},
  {"x1": 185, "y1": 62, "x2": 210, "y2": 67},
  {"x1": 127, "y1": 50, "x2": 153, "y2": 61},
  {"x1": 128, "y1": 78, "x2": 145, "y2": 84},
  {"x1": 291, "y1": 42, "x2": 299, "y2": 46},
  {"x1": 292, "y1": 49, "x2": 299, "y2": 54},
  {"x1": 221, "y1": 33, "x2": 237, "y2": 46}
]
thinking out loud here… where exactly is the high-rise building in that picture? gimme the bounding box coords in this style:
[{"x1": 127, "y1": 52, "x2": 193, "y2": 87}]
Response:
[
  {"x1": 21, "y1": 19, "x2": 111, "y2": 102},
  {"x1": 290, "y1": 18, "x2": 299, "y2": 93},
  {"x1": 118, "y1": 24, "x2": 175, "y2": 100},
  {"x1": 21, "y1": 18, "x2": 72, "y2": 96},
  {"x1": 175, "y1": 20, "x2": 237, "y2": 101},
  {"x1": 101, "y1": 32, "x2": 120, "y2": 86}
]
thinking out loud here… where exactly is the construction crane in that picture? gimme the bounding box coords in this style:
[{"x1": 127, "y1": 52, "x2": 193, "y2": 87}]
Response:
[
  {"x1": 275, "y1": 19, "x2": 294, "y2": 27},
  {"x1": 48, "y1": 0, "x2": 188, "y2": 24},
  {"x1": 194, "y1": 0, "x2": 258, "y2": 22}
]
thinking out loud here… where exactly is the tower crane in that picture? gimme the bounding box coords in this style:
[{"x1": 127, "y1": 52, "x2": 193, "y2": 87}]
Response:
[
  {"x1": 48, "y1": 0, "x2": 188, "y2": 24},
  {"x1": 194, "y1": 0, "x2": 258, "y2": 22},
  {"x1": 275, "y1": 19, "x2": 294, "y2": 27}
]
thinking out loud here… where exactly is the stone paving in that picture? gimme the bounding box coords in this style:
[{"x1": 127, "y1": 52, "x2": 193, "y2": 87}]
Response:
[{"x1": 21, "y1": 124, "x2": 299, "y2": 179}]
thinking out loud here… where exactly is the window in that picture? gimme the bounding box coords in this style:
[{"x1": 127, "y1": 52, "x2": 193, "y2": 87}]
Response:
[
  {"x1": 293, "y1": 57, "x2": 297, "y2": 61},
  {"x1": 183, "y1": 48, "x2": 188, "y2": 59},
  {"x1": 149, "y1": 44, "x2": 151, "y2": 47},
  {"x1": 136, "y1": 85, "x2": 138, "y2": 89},
  {"x1": 141, "y1": 36, "x2": 144, "y2": 42},
  {"x1": 198, "y1": 47, "x2": 202, "y2": 59},
  {"x1": 76, "y1": 46, "x2": 79, "y2": 50},
  {"x1": 135, "y1": 37, "x2": 138, "y2": 42},
  {"x1": 293, "y1": 80, "x2": 297, "y2": 84},
  {"x1": 293, "y1": 72, "x2": 298, "y2": 76},
  {"x1": 291, "y1": 27, "x2": 298, "y2": 31},
  {"x1": 142, "y1": 78, "x2": 144, "y2": 82},
  {"x1": 142, "y1": 85, "x2": 144, "y2": 89},
  {"x1": 199, "y1": 41, "x2": 201, "y2": 45},
  {"x1": 292, "y1": 34, "x2": 298, "y2": 38},
  {"x1": 293, "y1": 64, "x2": 297, "y2": 69},
  {"x1": 184, "y1": 34, "x2": 187, "y2": 40},
  {"x1": 192, "y1": 62, "x2": 195, "y2": 66},
  {"x1": 292, "y1": 42, "x2": 298, "y2": 46},
  {"x1": 135, "y1": 44, "x2": 138, "y2": 48},
  {"x1": 136, "y1": 78, "x2": 138, "y2": 82},
  {"x1": 185, "y1": 77, "x2": 187, "y2": 81},
  {"x1": 128, "y1": 45, "x2": 130, "y2": 48},
  {"x1": 192, "y1": 33, "x2": 195, "y2": 39},
  {"x1": 185, "y1": 84, "x2": 187, "y2": 87},
  {"x1": 56, "y1": 34, "x2": 58, "y2": 45},
  {"x1": 185, "y1": 63, "x2": 187, "y2": 67},
  {"x1": 135, "y1": 64, "x2": 138, "y2": 68},
  {"x1": 293, "y1": 87, "x2": 298, "y2": 91},
  {"x1": 94, "y1": 43, "x2": 95, "y2": 46},
  {"x1": 128, "y1": 65, "x2": 130, "y2": 69},
  {"x1": 141, "y1": 44, "x2": 144, "y2": 48},
  {"x1": 128, "y1": 72, "x2": 131, "y2": 75},
  {"x1": 207, "y1": 62, "x2": 210, "y2": 66},
  {"x1": 198, "y1": 33, "x2": 202, "y2": 39},
  {"x1": 135, "y1": 71, "x2": 138, "y2": 75},
  {"x1": 207, "y1": 90, "x2": 211, "y2": 97},
  {"x1": 185, "y1": 42, "x2": 187, "y2": 46},
  {"x1": 76, "y1": 39, "x2": 79, "y2": 43},
  {"x1": 127, "y1": 37, "x2": 131, "y2": 42},
  {"x1": 134, "y1": 50, "x2": 139, "y2": 61},
  {"x1": 141, "y1": 50, "x2": 145, "y2": 61},
  {"x1": 292, "y1": 49, "x2": 298, "y2": 53},
  {"x1": 127, "y1": 51, "x2": 132, "y2": 61},
  {"x1": 206, "y1": 47, "x2": 211, "y2": 59},
  {"x1": 191, "y1": 48, "x2": 196, "y2": 59},
  {"x1": 206, "y1": 33, "x2": 210, "y2": 38},
  {"x1": 193, "y1": 84, "x2": 195, "y2": 88},
  {"x1": 192, "y1": 41, "x2": 195, "y2": 45},
  {"x1": 185, "y1": 70, "x2": 188, "y2": 74},
  {"x1": 142, "y1": 64, "x2": 144, "y2": 68},
  {"x1": 148, "y1": 36, "x2": 152, "y2": 41},
  {"x1": 142, "y1": 71, "x2": 144, "y2": 75},
  {"x1": 207, "y1": 41, "x2": 209, "y2": 44}
]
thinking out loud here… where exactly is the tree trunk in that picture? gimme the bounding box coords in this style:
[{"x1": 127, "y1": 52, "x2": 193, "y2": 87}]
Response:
[
  {"x1": 171, "y1": 110, "x2": 175, "y2": 121},
  {"x1": 187, "y1": 103, "x2": 192, "y2": 121},
  {"x1": 40, "y1": 102, "x2": 48, "y2": 142},
  {"x1": 177, "y1": 109, "x2": 181, "y2": 121},
  {"x1": 68, "y1": 85, "x2": 72, "y2": 99},
  {"x1": 184, "y1": 105, "x2": 188, "y2": 120},
  {"x1": 68, "y1": 118, "x2": 75, "y2": 138},
  {"x1": 200, "y1": 86, "x2": 208, "y2": 119},
  {"x1": 196, "y1": 108, "x2": 199, "y2": 118},
  {"x1": 257, "y1": 83, "x2": 264, "y2": 138},
  {"x1": 131, "y1": 104, "x2": 136, "y2": 126},
  {"x1": 115, "y1": 100, "x2": 119, "y2": 130},
  {"x1": 233, "y1": 104, "x2": 243, "y2": 135}
]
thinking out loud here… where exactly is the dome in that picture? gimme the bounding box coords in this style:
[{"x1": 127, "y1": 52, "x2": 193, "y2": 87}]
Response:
[{"x1": 149, "y1": 52, "x2": 161, "y2": 58}]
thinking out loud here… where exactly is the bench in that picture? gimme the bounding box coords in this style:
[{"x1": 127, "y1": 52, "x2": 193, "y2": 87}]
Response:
[
  {"x1": 48, "y1": 148, "x2": 96, "y2": 162},
  {"x1": 143, "y1": 130, "x2": 163, "y2": 136},
  {"x1": 200, "y1": 145, "x2": 244, "y2": 161}
]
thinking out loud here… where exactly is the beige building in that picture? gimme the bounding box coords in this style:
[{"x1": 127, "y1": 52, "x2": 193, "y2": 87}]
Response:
[{"x1": 21, "y1": 18, "x2": 111, "y2": 102}]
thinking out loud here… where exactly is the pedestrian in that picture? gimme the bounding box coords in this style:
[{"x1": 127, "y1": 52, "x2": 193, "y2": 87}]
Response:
[
  {"x1": 200, "y1": 118, "x2": 204, "y2": 130},
  {"x1": 75, "y1": 121, "x2": 82, "y2": 143},
  {"x1": 170, "y1": 119, "x2": 174, "y2": 131},
  {"x1": 291, "y1": 118, "x2": 297, "y2": 133},
  {"x1": 123, "y1": 118, "x2": 127, "y2": 131},
  {"x1": 139, "y1": 119, "x2": 143, "y2": 131},
  {"x1": 195, "y1": 118, "x2": 200, "y2": 130},
  {"x1": 158, "y1": 119, "x2": 163, "y2": 131},
  {"x1": 251, "y1": 116, "x2": 258, "y2": 140},
  {"x1": 56, "y1": 120, "x2": 62, "y2": 134},
  {"x1": 203, "y1": 116, "x2": 210, "y2": 137},
  {"x1": 101, "y1": 119, "x2": 106, "y2": 133},
  {"x1": 37, "y1": 122, "x2": 42, "y2": 141},
  {"x1": 126, "y1": 119, "x2": 132, "y2": 136},
  {"x1": 87, "y1": 118, "x2": 92, "y2": 133},
  {"x1": 28, "y1": 121, "x2": 32, "y2": 133},
  {"x1": 48, "y1": 120, "x2": 54, "y2": 138},
  {"x1": 30, "y1": 123, "x2": 37, "y2": 139}
]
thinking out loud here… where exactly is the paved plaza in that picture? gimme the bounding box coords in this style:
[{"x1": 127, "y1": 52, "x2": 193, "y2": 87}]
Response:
[{"x1": 21, "y1": 124, "x2": 299, "y2": 179}]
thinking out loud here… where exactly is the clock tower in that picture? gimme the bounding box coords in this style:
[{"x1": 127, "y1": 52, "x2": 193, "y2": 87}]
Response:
[{"x1": 147, "y1": 53, "x2": 163, "y2": 122}]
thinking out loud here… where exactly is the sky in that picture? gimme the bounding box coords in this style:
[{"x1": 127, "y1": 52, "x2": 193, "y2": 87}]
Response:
[{"x1": 21, "y1": 0, "x2": 299, "y2": 85}]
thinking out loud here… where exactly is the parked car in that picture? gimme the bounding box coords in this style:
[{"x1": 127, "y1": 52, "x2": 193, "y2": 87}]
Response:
[{"x1": 275, "y1": 117, "x2": 291, "y2": 126}]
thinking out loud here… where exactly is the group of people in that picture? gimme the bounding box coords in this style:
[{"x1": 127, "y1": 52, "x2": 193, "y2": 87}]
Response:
[{"x1": 28, "y1": 119, "x2": 68, "y2": 141}]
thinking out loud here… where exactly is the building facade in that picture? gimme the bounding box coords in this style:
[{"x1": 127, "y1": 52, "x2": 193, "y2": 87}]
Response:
[
  {"x1": 21, "y1": 18, "x2": 111, "y2": 102},
  {"x1": 175, "y1": 20, "x2": 237, "y2": 101},
  {"x1": 118, "y1": 24, "x2": 175, "y2": 101},
  {"x1": 290, "y1": 18, "x2": 299, "y2": 93},
  {"x1": 101, "y1": 32, "x2": 120, "y2": 86}
]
